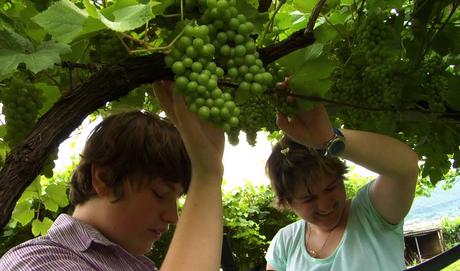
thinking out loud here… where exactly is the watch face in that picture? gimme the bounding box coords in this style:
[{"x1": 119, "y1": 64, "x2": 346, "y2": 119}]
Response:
[{"x1": 328, "y1": 139, "x2": 345, "y2": 156}]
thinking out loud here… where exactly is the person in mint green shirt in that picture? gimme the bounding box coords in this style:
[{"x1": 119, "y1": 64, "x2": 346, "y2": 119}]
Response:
[{"x1": 264, "y1": 99, "x2": 419, "y2": 270}]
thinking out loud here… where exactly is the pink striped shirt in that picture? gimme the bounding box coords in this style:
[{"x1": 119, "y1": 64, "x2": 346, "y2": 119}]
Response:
[{"x1": 0, "y1": 214, "x2": 158, "y2": 270}]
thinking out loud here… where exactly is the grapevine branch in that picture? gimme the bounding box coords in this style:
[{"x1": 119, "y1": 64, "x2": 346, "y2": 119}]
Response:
[
  {"x1": 305, "y1": 0, "x2": 327, "y2": 34},
  {"x1": 281, "y1": 92, "x2": 460, "y2": 118}
]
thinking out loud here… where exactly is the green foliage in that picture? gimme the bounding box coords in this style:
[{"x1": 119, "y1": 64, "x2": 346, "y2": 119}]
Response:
[
  {"x1": 343, "y1": 169, "x2": 372, "y2": 198},
  {"x1": 441, "y1": 259, "x2": 460, "y2": 271},
  {"x1": 2, "y1": 159, "x2": 74, "y2": 248},
  {"x1": 222, "y1": 182, "x2": 297, "y2": 270},
  {"x1": 441, "y1": 217, "x2": 460, "y2": 250}
]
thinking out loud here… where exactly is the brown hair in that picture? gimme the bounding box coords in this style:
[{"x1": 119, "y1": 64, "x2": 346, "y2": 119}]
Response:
[
  {"x1": 265, "y1": 136, "x2": 347, "y2": 209},
  {"x1": 69, "y1": 110, "x2": 191, "y2": 205}
]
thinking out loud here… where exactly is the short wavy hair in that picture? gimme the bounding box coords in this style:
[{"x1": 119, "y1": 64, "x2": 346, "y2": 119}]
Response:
[
  {"x1": 69, "y1": 110, "x2": 191, "y2": 205},
  {"x1": 265, "y1": 136, "x2": 347, "y2": 209}
]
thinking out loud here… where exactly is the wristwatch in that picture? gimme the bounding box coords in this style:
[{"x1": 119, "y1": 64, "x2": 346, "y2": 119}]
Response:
[{"x1": 324, "y1": 128, "x2": 346, "y2": 157}]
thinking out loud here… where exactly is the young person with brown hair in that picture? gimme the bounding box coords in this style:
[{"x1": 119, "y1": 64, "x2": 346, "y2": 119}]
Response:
[
  {"x1": 0, "y1": 80, "x2": 225, "y2": 270},
  {"x1": 265, "y1": 104, "x2": 419, "y2": 271}
]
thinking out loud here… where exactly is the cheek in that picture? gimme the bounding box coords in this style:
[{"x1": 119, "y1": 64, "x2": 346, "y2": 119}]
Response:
[
  {"x1": 113, "y1": 197, "x2": 157, "y2": 228},
  {"x1": 292, "y1": 202, "x2": 315, "y2": 217},
  {"x1": 331, "y1": 187, "x2": 346, "y2": 201}
]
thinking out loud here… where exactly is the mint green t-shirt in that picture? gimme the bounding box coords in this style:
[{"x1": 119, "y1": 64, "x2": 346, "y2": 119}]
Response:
[{"x1": 265, "y1": 182, "x2": 405, "y2": 271}]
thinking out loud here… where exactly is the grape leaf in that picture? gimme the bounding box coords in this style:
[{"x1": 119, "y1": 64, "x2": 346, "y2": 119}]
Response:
[
  {"x1": 12, "y1": 201, "x2": 35, "y2": 226},
  {"x1": 35, "y1": 83, "x2": 61, "y2": 116},
  {"x1": 277, "y1": 43, "x2": 336, "y2": 109},
  {"x1": 277, "y1": 43, "x2": 335, "y2": 77},
  {"x1": 109, "y1": 87, "x2": 146, "y2": 114},
  {"x1": 328, "y1": 10, "x2": 351, "y2": 25},
  {"x1": 292, "y1": 0, "x2": 316, "y2": 13},
  {"x1": 151, "y1": 0, "x2": 175, "y2": 15},
  {"x1": 44, "y1": 183, "x2": 69, "y2": 208},
  {"x1": 17, "y1": 179, "x2": 41, "y2": 202},
  {"x1": 31, "y1": 217, "x2": 53, "y2": 236},
  {"x1": 82, "y1": 0, "x2": 99, "y2": 18},
  {"x1": 340, "y1": 0, "x2": 355, "y2": 5},
  {"x1": 41, "y1": 195, "x2": 59, "y2": 212},
  {"x1": 0, "y1": 27, "x2": 34, "y2": 52},
  {"x1": 313, "y1": 24, "x2": 339, "y2": 43},
  {"x1": 99, "y1": 3, "x2": 155, "y2": 32},
  {"x1": 0, "y1": 40, "x2": 71, "y2": 75},
  {"x1": 32, "y1": 0, "x2": 105, "y2": 43}
]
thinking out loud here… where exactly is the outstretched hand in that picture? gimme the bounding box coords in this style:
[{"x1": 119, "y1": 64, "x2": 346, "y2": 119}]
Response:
[
  {"x1": 153, "y1": 80, "x2": 225, "y2": 179},
  {"x1": 275, "y1": 83, "x2": 335, "y2": 149}
]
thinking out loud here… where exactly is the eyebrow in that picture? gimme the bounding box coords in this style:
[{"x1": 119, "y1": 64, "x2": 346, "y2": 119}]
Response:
[
  {"x1": 327, "y1": 177, "x2": 340, "y2": 187},
  {"x1": 293, "y1": 177, "x2": 341, "y2": 200}
]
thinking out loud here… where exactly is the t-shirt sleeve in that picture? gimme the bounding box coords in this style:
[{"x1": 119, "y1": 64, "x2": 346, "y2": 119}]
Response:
[
  {"x1": 265, "y1": 229, "x2": 288, "y2": 271},
  {"x1": 354, "y1": 181, "x2": 403, "y2": 231},
  {"x1": 0, "y1": 244, "x2": 95, "y2": 271}
]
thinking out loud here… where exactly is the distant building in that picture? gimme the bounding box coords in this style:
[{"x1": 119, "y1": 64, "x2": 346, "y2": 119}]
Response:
[{"x1": 404, "y1": 221, "x2": 445, "y2": 266}]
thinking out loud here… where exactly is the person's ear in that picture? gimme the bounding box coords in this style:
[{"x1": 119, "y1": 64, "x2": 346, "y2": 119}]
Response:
[{"x1": 91, "y1": 164, "x2": 111, "y2": 197}]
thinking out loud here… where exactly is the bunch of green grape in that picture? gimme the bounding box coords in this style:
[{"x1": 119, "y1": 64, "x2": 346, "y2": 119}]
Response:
[
  {"x1": 0, "y1": 77, "x2": 44, "y2": 148},
  {"x1": 417, "y1": 55, "x2": 448, "y2": 112},
  {"x1": 358, "y1": 11, "x2": 395, "y2": 65},
  {"x1": 266, "y1": 62, "x2": 298, "y2": 117},
  {"x1": 329, "y1": 11, "x2": 405, "y2": 133},
  {"x1": 0, "y1": 77, "x2": 58, "y2": 178},
  {"x1": 165, "y1": 0, "x2": 274, "y2": 135},
  {"x1": 165, "y1": 24, "x2": 240, "y2": 131},
  {"x1": 90, "y1": 31, "x2": 129, "y2": 64},
  {"x1": 229, "y1": 95, "x2": 278, "y2": 146}
]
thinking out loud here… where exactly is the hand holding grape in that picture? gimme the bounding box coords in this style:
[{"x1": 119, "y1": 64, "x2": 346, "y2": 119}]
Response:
[{"x1": 153, "y1": 80, "x2": 225, "y2": 180}]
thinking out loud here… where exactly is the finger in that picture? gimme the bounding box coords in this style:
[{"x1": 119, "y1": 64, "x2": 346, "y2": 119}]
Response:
[
  {"x1": 276, "y1": 112, "x2": 291, "y2": 131},
  {"x1": 277, "y1": 112, "x2": 306, "y2": 140},
  {"x1": 275, "y1": 81, "x2": 287, "y2": 90},
  {"x1": 153, "y1": 81, "x2": 177, "y2": 123},
  {"x1": 170, "y1": 92, "x2": 209, "y2": 142}
]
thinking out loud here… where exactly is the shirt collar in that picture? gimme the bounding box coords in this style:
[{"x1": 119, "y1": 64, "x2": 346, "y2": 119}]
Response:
[{"x1": 47, "y1": 214, "x2": 118, "y2": 252}]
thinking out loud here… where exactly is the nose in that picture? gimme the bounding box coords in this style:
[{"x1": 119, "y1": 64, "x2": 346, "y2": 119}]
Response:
[
  {"x1": 161, "y1": 200, "x2": 179, "y2": 224},
  {"x1": 316, "y1": 196, "x2": 335, "y2": 213}
]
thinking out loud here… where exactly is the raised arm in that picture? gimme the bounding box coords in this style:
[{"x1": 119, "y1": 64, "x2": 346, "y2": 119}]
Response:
[
  {"x1": 277, "y1": 104, "x2": 419, "y2": 225},
  {"x1": 153, "y1": 80, "x2": 225, "y2": 270}
]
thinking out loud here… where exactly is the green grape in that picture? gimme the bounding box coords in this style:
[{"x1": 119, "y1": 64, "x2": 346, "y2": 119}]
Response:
[
  {"x1": 0, "y1": 77, "x2": 44, "y2": 149},
  {"x1": 89, "y1": 31, "x2": 129, "y2": 64},
  {"x1": 162, "y1": 0, "x2": 282, "y2": 143}
]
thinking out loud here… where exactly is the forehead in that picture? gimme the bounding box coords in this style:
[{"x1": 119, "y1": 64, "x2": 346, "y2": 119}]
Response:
[
  {"x1": 153, "y1": 178, "x2": 184, "y2": 194},
  {"x1": 291, "y1": 173, "x2": 338, "y2": 198},
  {"x1": 130, "y1": 176, "x2": 184, "y2": 195}
]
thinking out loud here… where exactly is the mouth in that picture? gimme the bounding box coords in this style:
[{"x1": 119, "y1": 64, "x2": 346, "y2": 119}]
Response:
[
  {"x1": 315, "y1": 209, "x2": 334, "y2": 217},
  {"x1": 147, "y1": 229, "x2": 165, "y2": 239}
]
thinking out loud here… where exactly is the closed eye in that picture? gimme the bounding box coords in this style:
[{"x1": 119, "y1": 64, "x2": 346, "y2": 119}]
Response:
[
  {"x1": 326, "y1": 184, "x2": 337, "y2": 192},
  {"x1": 151, "y1": 189, "x2": 165, "y2": 199}
]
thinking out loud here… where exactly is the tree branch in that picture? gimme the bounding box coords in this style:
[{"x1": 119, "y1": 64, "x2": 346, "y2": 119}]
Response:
[{"x1": 305, "y1": 0, "x2": 327, "y2": 34}]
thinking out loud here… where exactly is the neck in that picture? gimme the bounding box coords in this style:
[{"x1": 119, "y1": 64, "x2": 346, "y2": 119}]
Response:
[
  {"x1": 309, "y1": 199, "x2": 350, "y2": 234},
  {"x1": 72, "y1": 199, "x2": 105, "y2": 230}
]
